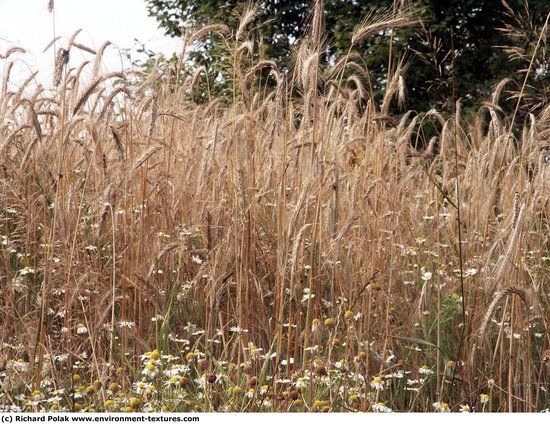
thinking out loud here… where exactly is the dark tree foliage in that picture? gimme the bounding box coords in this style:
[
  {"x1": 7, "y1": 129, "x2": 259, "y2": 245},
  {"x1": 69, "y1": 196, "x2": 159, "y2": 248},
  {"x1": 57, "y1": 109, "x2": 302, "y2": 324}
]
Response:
[{"x1": 146, "y1": 0, "x2": 550, "y2": 114}]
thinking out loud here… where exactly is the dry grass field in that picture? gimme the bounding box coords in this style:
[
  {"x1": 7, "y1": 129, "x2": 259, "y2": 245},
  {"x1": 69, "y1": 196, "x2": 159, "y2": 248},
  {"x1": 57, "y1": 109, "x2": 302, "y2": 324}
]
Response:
[{"x1": 0, "y1": 3, "x2": 549, "y2": 413}]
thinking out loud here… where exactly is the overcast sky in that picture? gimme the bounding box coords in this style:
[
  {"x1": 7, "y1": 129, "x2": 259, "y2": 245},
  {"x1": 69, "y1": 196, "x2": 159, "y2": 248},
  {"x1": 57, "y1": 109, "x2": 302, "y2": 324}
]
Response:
[{"x1": 0, "y1": 0, "x2": 181, "y2": 84}]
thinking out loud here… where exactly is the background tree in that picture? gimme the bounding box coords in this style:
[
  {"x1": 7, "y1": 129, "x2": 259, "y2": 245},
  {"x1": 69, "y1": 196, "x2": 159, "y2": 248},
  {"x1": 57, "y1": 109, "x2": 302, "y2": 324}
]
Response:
[{"x1": 146, "y1": 0, "x2": 550, "y2": 114}]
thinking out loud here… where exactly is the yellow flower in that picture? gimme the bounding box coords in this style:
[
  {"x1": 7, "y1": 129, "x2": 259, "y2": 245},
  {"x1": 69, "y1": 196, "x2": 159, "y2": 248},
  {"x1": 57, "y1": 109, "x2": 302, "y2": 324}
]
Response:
[
  {"x1": 349, "y1": 395, "x2": 359, "y2": 404},
  {"x1": 312, "y1": 400, "x2": 328, "y2": 411},
  {"x1": 129, "y1": 397, "x2": 141, "y2": 409},
  {"x1": 324, "y1": 318, "x2": 335, "y2": 327}
]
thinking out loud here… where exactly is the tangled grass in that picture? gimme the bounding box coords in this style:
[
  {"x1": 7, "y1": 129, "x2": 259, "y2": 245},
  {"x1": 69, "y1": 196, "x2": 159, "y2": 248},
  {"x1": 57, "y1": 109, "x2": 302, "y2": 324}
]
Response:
[{"x1": 0, "y1": 2, "x2": 549, "y2": 413}]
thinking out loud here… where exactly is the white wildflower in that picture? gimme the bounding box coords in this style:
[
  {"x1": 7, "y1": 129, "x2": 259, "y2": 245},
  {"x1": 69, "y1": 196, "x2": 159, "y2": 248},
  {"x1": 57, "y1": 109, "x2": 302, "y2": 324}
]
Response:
[
  {"x1": 142, "y1": 363, "x2": 159, "y2": 379},
  {"x1": 370, "y1": 376, "x2": 385, "y2": 391},
  {"x1": 419, "y1": 365, "x2": 433, "y2": 375},
  {"x1": 19, "y1": 266, "x2": 35, "y2": 276},
  {"x1": 372, "y1": 402, "x2": 392, "y2": 413},
  {"x1": 420, "y1": 268, "x2": 432, "y2": 281},
  {"x1": 433, "y1": 402, "x2": 450, "y2": 412},
  {"x1": 11, "y1": 359, "x2": 29, "y2": 373},
  {"x1": 76, "y1": 324, "x2": 88, "y2": 334},
  {"x1": 464, "y1": 268, "x2": 478, "y2": 277}
]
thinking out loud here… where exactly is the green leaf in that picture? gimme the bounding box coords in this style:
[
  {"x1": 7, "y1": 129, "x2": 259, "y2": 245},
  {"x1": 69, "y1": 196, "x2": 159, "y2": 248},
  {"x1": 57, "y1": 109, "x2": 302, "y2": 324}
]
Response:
[
  {"x1": 395, "y1": 336, "x2": 439, "y2": 349},
  {"x1": 393, "y1": 336, "x2": 451, "y2": 365}
]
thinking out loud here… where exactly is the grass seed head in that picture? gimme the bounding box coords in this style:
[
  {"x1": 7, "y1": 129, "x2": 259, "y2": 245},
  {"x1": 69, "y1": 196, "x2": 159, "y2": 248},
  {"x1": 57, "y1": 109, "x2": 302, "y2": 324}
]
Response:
[
  {"x1": 289, "y1": 390, "x2": 300, "y2": 400},
  {"x1": 315, "y1": 365, "x2": 327, "y2": 376},
  {"x1": 198, "y1": 358, "x2": 208, "y2": 370}
]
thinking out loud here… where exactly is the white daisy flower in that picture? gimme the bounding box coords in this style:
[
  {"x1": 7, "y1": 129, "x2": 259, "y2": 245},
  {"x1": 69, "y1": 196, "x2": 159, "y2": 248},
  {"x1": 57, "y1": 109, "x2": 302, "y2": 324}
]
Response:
[
  {"x1": 142, "y1": 363, "x2": 159, "y2": 379},
  {"x1": 433, "y1": 401, "x2": 450, "y2": 412},
  {"x1": 370, "y1": 376, "x2": 385, "y2": 391},
  {"x1": 76, "y1": 324, "x2": 88, "y2": 334},
  {"x1": 372, "y1": 402, "x2": 392, "y2": 412},
  {"x1": 419, "y1": 365, "x2": 433, "y2": 375},
  {"x1": 421, "y1": 269, "x2": 432, "y2": 281},
  {"x1": 11, "y1": 359, "x2": 29, "y2": 373}
]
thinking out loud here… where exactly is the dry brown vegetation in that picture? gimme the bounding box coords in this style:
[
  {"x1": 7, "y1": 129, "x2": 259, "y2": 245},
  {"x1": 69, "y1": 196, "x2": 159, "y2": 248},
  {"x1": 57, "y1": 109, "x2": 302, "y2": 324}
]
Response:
[{"x1": 0, "y1": 2, "x2": 549, "y2": 413}]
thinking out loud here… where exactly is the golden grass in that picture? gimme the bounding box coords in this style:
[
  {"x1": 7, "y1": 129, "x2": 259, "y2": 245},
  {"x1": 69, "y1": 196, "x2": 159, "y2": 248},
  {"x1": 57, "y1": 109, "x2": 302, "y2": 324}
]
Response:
[{"x1": 0, "y1": 4, "x2": 549, "y2": 413}]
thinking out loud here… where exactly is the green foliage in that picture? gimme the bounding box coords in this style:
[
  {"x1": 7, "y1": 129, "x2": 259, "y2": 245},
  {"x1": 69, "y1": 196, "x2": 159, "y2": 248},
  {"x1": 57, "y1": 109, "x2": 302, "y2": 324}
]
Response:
[{"x1": 145, "y1": 0, "x2": 550, "y2": 113}]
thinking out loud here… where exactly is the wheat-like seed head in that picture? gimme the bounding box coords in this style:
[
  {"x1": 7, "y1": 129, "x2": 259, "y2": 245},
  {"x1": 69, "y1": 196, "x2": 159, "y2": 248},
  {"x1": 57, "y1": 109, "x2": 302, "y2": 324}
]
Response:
[
  {"x1": 352, "y1": 8, "x2": 418, "y2": 46},
  {"x1": 148, "y1": 95, "x2": 158, "y2": 138},
  {"x1": 2, "y1": 46, "x2": 26, "y2": 60},
  {"x1": 236, "y1": 5, "x2": 258, "y2": 40},
  {"x1": 53, "y1": 48, "x2": 69, "y2": 87},
  {"x1": 189, "y1": 24, "x2": 230, "y2": 44}
]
